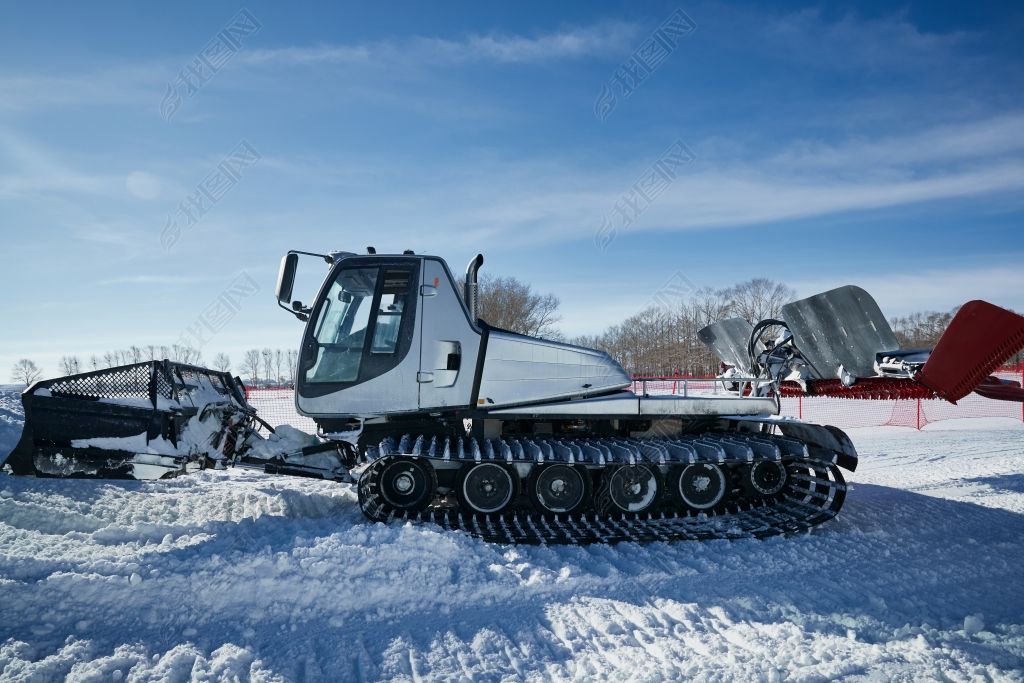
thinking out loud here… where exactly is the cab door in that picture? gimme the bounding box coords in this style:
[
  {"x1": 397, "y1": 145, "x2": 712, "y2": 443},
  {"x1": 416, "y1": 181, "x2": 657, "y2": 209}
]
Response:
[{"x1": 418, "y1": 258, "x2": 482, "y2": 410}]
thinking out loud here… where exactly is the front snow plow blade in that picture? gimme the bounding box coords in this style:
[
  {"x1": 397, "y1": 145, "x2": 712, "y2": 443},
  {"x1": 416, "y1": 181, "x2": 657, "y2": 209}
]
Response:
[{"x1": 6, "y1": 361, "x2": 259, "y2": 480}]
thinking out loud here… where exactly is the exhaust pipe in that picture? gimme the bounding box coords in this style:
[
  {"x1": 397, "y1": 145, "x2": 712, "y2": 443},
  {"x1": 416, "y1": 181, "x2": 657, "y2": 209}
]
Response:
[{"x1": 464, "y1": 253, "x2": 484, "y2": 321}]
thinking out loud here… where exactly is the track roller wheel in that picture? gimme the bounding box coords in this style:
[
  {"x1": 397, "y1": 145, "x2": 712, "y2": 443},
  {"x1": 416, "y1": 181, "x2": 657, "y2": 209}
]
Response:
[
  {"x1": 743, "y1": 460, "x2": 788, "y2": 497},
  {"x1": 674, "y1": 463, "x2": 727, "y2": 511},
  {"x1": 360, "y1": 456, "x2": 437, "y2": 518},
  {"x1": 457, "y1": 463, "x2": 518, "y2": 514},
  {"x1": 607, "y1": 465, "x2": 661, "y2": 514},
  {"x1": 529, "y1": 464, "x2": 591, "y2": 515}
]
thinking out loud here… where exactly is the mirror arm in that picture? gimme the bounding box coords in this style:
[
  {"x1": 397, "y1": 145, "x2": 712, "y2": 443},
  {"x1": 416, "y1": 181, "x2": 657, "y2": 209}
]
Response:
[{"x1": 277, "y1": 300, "x2": 309, "y2": 322}]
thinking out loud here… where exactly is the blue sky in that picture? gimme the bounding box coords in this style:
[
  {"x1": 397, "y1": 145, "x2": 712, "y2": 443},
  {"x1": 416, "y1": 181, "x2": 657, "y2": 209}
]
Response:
[{"x1": 1, "y1": 1, "x2": 1023, "y2": 379}]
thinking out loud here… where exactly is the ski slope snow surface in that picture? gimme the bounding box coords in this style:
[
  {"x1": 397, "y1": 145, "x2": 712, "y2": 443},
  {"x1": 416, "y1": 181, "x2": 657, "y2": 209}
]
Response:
[{"x1": 0, "y1": 392, "x2": 1022, "y2": 681}]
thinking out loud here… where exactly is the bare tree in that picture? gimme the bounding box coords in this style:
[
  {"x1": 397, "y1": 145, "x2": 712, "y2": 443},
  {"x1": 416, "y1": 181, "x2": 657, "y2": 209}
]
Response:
[
  {"x1": 286, "y1": 349, "x2": 298, "y2": 387},
  {"x1": 243, "y1": 349, "x2": 262, "y2": 385},
  {"x1": 475, "y1": 274, "x2": 561, "y2": 338},
  {"x1": 689, "y1": 287, "x2": 733, "y2": 330},
  {"x1": 574, "y1": 278, "x2": 798, "y2": 377},
  {"x1": 12, "y1": 359, "x2": 42, "y2": 385},
  {"x1": 182, "y1": 345, "x2": 202, "y2": 365},
  {"x1": 274, "y1": 349, "x2": 284, "y2": 385},
  {"x1": 724, "y1": 279, "x2": 796, "y2": 326},
  {"x1": 59, "y1": 356, "x2": 82, "y2": 375},
  {"x1": 261, "y1": 348, "x2": 274, "y2": 385},
  {"x1": 212, "y1": 352, "x2": 232, "y2": 373},
  {"x1": 128, "y1": 346, "x2": 143, "y2": 364},
  {"x1": 891, "y1": 308, "x2": 956, "y2": 348}
]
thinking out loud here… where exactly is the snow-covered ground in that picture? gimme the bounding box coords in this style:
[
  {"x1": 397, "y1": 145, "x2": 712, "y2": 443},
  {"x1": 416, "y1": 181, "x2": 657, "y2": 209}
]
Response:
[{"x1": 1, "y1": 393, "x2": 1023, "y2": 681}]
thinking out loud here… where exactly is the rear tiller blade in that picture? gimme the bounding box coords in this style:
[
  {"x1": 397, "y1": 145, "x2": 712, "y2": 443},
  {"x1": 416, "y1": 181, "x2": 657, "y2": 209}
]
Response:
[{"x1": 6, "y1": 360, "x2": 256, "y2": 479}]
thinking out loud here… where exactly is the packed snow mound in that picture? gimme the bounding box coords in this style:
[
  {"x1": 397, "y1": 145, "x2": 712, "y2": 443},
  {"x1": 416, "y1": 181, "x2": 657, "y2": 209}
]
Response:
[
  {"x1": 1, "y1": 426, "x2": 1022, "y2": 680},
  {"x1": 0, "y1": 389, "x2": 25, "y2": 464},
  {"x1": 245, "y1": 425, "x2": 320, "y2": 459},
  {"x1": 244, "y1": 425, "x2": 349, "y2": 472}
]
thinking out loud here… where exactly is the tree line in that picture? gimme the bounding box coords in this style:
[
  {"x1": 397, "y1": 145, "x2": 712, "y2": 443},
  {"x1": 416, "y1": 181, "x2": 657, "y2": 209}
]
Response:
[
  {"x1": 568, "y1": 279, "x2": 798, "y2": 376},
  {"x1": 9, "y1": 346, "x2": 301, "y2": 389},
  {"x1": 240, "y1": 348, "x2": 300, "y2": 387}
]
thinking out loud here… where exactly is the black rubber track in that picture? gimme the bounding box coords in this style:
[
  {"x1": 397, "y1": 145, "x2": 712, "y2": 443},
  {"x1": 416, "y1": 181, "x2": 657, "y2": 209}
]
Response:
[{"x1": 358, "y1": 454, "x2": 848, "y2": 545}]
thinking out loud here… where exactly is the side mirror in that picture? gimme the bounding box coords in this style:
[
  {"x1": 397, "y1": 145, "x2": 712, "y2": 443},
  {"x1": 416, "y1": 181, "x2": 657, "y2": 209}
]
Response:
[{"x1": 276, "y1": 253, "x2": 298, "y2": 304}]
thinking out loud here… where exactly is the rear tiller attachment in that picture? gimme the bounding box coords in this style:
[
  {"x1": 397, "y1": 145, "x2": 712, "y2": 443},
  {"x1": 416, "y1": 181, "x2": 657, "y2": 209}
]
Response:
[{"x1": 6, "y1": 360, "x2": 263, "y2": 479}]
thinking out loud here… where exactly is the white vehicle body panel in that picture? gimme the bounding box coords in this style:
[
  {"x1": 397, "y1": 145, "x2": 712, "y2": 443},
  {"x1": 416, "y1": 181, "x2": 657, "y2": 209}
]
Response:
[
  {"x1": 476, "y1": 331, "x2": 631, "y2": 409},
  {"x1": 488, "y1": 392, "x2": 777, "y2": 418}
]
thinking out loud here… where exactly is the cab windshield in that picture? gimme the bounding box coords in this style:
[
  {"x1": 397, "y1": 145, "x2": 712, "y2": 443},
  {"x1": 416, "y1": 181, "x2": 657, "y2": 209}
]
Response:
[{"x1": 304, "y1": 265, "x2": 415, "y2": 384}]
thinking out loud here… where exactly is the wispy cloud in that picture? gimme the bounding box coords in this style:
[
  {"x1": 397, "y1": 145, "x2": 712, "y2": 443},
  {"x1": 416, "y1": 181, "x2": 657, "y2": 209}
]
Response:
[
  {"x1": 766, "y1": 114, "x2": 1024, "y2": 172},
  {"x1": 0, "y1": 130, "x2": 114, "y2": 197},
  {"x1": 0, "y1": 21, "x2": 639, "y2": 119},
  {"x1": 168, "y1": 109, "x2": 1024, "y2": 261},
  {"x1": 241, "y1": 21, "x2": 640, "y2": 67},
  {"x1": 638, "y1": 160, "x2": 1024, "y2": 233},
  {"x1": 0, "y1": 64, "x2": 167, "y2": 112},
  {"x1": 748, "y1": 6, "x2": 974, "y2": 71},
  {"x1": 460, "y1": 114, "x2": 1024, "y2": 244},
  {"x1": 0, "y1": 130, "x2": 175, "y2": 203},
  {"x1": 97, "y1": 275, "x2": 218, "y2": 286},
  {"x1": 17, "y1": 107, "x2": 1011, "y2": 256}
]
